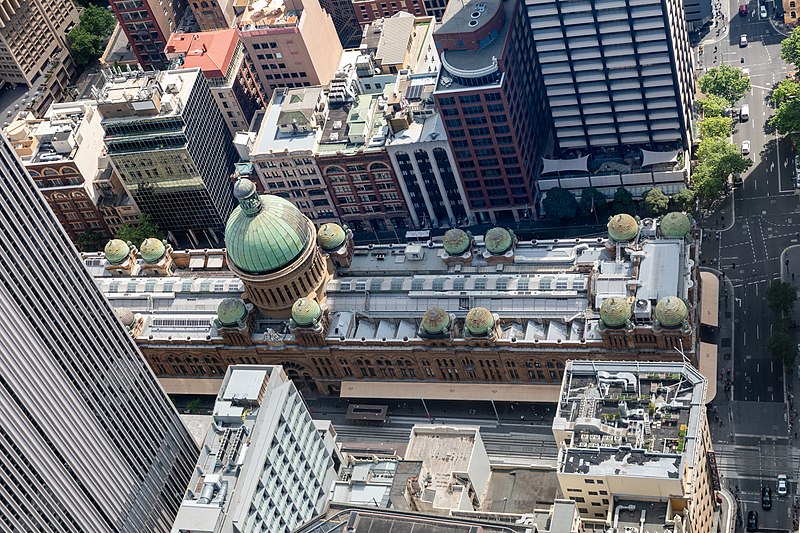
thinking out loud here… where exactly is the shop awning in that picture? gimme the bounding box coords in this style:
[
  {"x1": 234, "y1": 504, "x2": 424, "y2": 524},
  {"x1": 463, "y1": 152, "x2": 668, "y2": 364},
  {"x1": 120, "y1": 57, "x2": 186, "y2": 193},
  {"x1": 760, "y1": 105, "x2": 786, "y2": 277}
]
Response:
[
  {"x1": 340, "y1": 381, "x2": 561, "y2": 403},
  {"x1": 641, "y1": 149, "x2": 679, "y2": 167},
  {"x1": 541, "y1": 155, "x2": 590, "y2": 175},
  {"x1": 158, "y1": 377, "x2": 223, "y2": 395},
  {"x1": 698, "y1": 341, "x2": 718, "y2": 403},
  {"x1": 700, "y1": 271, "x2": 720, "y2": 327}
]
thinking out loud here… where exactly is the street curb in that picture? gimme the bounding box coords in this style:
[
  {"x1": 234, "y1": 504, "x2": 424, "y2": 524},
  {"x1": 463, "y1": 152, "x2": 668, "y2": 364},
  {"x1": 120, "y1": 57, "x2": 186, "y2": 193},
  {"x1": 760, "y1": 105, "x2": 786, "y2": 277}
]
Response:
[
  {"x1": 769, "y1": 17, "x2": 792, "y2": 38},
  {"x1": 718, "y1": 488, "x2": 736, "y2": 533}
]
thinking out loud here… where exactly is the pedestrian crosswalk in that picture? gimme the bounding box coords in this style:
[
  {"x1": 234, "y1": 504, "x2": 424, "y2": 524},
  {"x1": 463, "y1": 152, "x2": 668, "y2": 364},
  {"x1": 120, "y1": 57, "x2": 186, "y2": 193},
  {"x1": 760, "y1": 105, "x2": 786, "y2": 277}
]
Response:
[{"x1": 712, "y1": 442, "x2": 800, "y2": 479}]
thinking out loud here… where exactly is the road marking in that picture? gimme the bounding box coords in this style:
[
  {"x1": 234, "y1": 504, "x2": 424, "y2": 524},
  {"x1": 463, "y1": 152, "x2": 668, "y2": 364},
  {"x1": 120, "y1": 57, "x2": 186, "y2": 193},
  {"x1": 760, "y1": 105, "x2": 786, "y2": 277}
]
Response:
[{"x1": 757, "y1": 326, "x2": 760, "y2": 340}]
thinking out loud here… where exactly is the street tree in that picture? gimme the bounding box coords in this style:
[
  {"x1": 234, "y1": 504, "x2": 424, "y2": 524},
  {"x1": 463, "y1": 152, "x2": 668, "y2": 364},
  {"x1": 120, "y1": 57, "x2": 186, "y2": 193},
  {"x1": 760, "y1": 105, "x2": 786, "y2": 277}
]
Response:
[
  {"x1": 768, "y1": 329, "x2": 798, "y2": 367},
  {"x1": 643, "y1": 188, "x2": 670, "y2": 216},
  {"x1": 698, "y1": 65, "x2": 752, "y2": 105},
  {"x1": 766, "y1": 280, "x2": 798, "y2": 316},
  {"x1": 699, "y1": 115, "x2": 732, "y2": 139},
  {"x1": 578, "y1": 187, "x2": 610, "y2": 221},
  {"x1": 696, "y1": 136, "x2": 752, "y2": 178},
  {"x1": 698, "y1": 95, "x2": 729, "y2": 118},
  {"x1": 79, "y1": 5, "x2": 117, "y2": 37},
  {"x1": 781, "y1": 26, "x2": 800, "y2": 68},
  {"x1": 772, "y1": 78, "x2": 800, "y2": 107},
  {"x1": 769, "y1": 98, "x2": 800, "y2": 134},
  {"x1": 672, "y1": 188, "x2": 696, "y2": 211},
  {"x1": 690, "y1": 165, "x2": 727, "y2": 205},
  {"x1": 542, "y1": 187, "x2": 578, "y2": 221},
  {"x1": 116, "y1": 213, "x2": 164, "y2": 246},
  {"x1": 611, "y1": 187, "x2": 635, "y2": 215}
]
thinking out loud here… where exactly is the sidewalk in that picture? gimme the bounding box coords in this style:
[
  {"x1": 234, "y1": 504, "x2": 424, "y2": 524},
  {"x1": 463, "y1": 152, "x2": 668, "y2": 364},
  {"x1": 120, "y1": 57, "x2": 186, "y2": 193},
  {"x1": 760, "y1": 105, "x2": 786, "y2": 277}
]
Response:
[
  {"x1": 717, "y1": 488, "x2": 737, "y2": 533},
  {"x1": 781, "y1": 246, "x2": 800, "y2": 442}
]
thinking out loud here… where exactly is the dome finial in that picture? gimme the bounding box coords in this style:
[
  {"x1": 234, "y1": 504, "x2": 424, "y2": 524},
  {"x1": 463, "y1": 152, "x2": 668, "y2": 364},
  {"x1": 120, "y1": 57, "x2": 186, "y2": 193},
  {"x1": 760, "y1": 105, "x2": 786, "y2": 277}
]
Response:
[{"x1": 233, "y1": 178, "x2": 262, "y2": 216}]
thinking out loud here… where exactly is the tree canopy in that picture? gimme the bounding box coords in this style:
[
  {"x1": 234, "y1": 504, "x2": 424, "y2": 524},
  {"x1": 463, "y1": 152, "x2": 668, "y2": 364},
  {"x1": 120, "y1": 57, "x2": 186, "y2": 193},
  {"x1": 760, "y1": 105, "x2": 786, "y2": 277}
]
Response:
[
  {"x1": 767, "y1": 280, "x2": 798, "y2": 316},
  {"x1": 672, "y1": 188, "x2": 696, "y2": 211},
  {"x1": 542, "y1": 187, "x2": 579, "y2": 221},
  {"x1": 772, "y1": 78, "x2": 800, "y2": 107},
  {"x1": 698, "y1": 65, "x2": 752, "y2": 105},
  {"x1": 769, "y1": 98, "x2": 800, "y2": 134},
  {"x1": 80, "y1": 5, "x2": 116, "y2": 37},
  {"x1": 698, "y1": 95, "x2": 730, "y2": 118},
  {"x1": 768, "y1": 330, "x2": 798, "y2": 367},
  {"x1": 690, "y1": 138, "x2": 752, "y2": 204},
  {"x1": 781, "y1": 26, "x2": 800, "y2": 68},
  {"x1": 68, "y1": 5, "x2": 117, "y2": 66},
  {"x1": 115, "y1": 213, "x2": 164, "y2": 246},
  {"x1": 611, "y1": 187, "x2": 635, "y2": 215},
  {"x1": 643, "y1": 188, "x2": 670, "y2": 216},
  {"x1": 699, "y1": 115, "x2": 732, "y2": 139},
  {"x1": 578, "y1": 187, "x2": 610, "y2": 220}
]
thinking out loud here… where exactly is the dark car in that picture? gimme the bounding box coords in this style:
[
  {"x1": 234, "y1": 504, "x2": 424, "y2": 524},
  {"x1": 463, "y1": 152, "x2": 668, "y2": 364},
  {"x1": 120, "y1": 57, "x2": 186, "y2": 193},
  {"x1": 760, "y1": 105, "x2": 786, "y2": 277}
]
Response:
[
  {"x1": 739, "y1": 3, "x2": 748, "y2": 15},
  {"x1": 762, "y1": 486, "x2": 772, "y2": 510},
  {"x1": 747, "y1": 510, "x2": 759, "y2": 531}
]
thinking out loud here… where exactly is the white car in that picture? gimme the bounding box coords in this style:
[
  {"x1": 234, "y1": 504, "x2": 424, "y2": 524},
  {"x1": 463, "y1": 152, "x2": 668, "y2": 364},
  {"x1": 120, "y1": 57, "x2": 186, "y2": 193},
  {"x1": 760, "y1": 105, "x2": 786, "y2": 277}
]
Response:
[
  {"x1": 740, "y1": 34, "x2": 748, "y2": 47},
  {"x1": 760, "y1": 5, "x2": 768, "y2": 18},
  {"x1": 741, "y1": 140, "x2": 751, "y2": 154},
  {"x1": 742, "y1": 68, "x2": 750, "y2": 77},
  {"x1": 778, "y1": 474, "x2": 788, "y2": 496}
]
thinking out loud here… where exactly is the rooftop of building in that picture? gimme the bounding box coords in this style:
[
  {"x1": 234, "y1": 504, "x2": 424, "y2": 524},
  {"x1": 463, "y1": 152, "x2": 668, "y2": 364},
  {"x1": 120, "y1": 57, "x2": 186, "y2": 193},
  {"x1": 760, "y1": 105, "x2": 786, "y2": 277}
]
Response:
[
  {"x1": 4, "y1": 101, "x2": 94, "y2": 165},
  {"x1": 317, "y1": 91, "x2": 390, "y2": 154},
  {"x1": 434, "y1": 0, "x2": 511, "y2": 93},
  {"x1": 172, "y1": 365, "x2": 294, "y2": 531},
  {"x1": 614, "y1": 500, "x2": 675, "y2": 533},
  {"x1": 165, "y1": 29, "x2": 239, "y2": 79},
  {"x1": 296, "y1": 508, "x2": 531, "y2": 533},
  {"x1": 238, "y1": 0, "x2": 303, "y2": 30},
  {"x1": 251, "y1": 87, "x2": 322, "y2": 156},
  {"x1": 554, "y1": 361, "x2": 707, "y2": 479},
  {"x1": 81, "y1": 216, "x2": 695, "y2": 345},
  {"x1": 96, "y1": 68, "x2": 199, "y2": 121},
  {"x1": 100, "y1": 24, "x2": 139, "y2": 66}
]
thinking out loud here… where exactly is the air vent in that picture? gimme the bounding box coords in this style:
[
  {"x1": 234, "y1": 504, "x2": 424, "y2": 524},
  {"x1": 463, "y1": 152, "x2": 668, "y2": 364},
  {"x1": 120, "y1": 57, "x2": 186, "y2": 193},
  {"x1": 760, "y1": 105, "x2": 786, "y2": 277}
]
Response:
[{"x1": 468, "y1": 19, "x2": 479, "y2": 26}]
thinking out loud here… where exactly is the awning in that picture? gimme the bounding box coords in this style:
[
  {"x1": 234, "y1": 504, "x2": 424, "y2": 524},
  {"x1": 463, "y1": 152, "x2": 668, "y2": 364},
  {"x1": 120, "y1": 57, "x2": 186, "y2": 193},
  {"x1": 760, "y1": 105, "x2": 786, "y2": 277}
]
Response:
[
  {"x1": 700, "y1": 271, "x2": 720, "y2": 327},
  {"x1": 641, "y1": 149, "x2": 678, "y2": 167},
  {"x1": 541, "y1": 155, "x2": 590, "y2": 175},
  {"x1": 698, "y1": 341, "x2": 718, "y2": 403},
  {"x1": 158, "y1": 377, "x2": 223, "y2": 395},
  {"x1": 340, "y1": 381, "x2": 561, "y2": 403},
  {"x1": 189, "y1": 255, "x2": 205, "y2": 269},
  {"x1": 207, "y1": 254, "x2": 224, "y2": 268}
]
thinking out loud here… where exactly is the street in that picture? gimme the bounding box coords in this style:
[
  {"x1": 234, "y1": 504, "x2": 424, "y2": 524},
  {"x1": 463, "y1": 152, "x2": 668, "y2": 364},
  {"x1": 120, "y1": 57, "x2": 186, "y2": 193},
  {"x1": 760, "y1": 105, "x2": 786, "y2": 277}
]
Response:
[{"x1": 700, "y1": 0, "x2": 800, "y2": 529}]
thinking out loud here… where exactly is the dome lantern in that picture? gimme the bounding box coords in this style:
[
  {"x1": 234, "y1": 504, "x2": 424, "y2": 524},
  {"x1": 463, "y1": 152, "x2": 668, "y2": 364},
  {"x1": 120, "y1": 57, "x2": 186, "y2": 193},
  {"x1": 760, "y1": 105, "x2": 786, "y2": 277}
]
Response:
[
  {"x1": 216, "y1": 298, "x2": 248, "y2": 327},
  {"x1": 292, "y1": 297, "x2": 322, "y2": 327},
  {"x1": 318, "y1": 223, "x2": 346, "y2": 252},
  {"x1": 420, "y1": 307, "x2": 450, "y2": 335},
  {"x1": 465, "y1": 307, "x2": 495, "y2": 336}
]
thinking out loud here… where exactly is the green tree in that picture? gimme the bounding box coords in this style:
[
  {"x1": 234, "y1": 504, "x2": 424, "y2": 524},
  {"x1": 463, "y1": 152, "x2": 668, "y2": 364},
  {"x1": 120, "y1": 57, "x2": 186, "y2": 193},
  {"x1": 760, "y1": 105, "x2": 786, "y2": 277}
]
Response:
[
  {"x1": 768, "y1": 329, "x2": 798, "y2": 367},
  {"x1": 578, "y1": 187, "x2": 610, "y2": 221},
  {"x1": 781, "y1": 26, "x2": 800, "y2": 68},
  {"x1": 611, "y1": 187, "x2": 635, "y2": 215},
  {"x1": 698, "y1": 95, "x2": 730, "y2": 118},
  {"x1": 696, "y1": 136, "x2": 753, "y2": 179},
  {"x1": 115, "y1": 213, "x2": 164, "y2": 246},
  {"x1": 673, "y1": 188, "x2": 696, "y2": 211},
  {"x1": 68, "y1": 26, "x2": 102, "y2": 66},
  {"x1": 542, "y1": 187, "x2": 579, "y2": 221},
  {"x1": 74, "y1": 230, "x2": 108, "y2": 252},
  {"x1": 80, "y1": 4, "x2": 117, "y2": 37},
  {"x1": 690, "y1": 165, "x2": 727, "y2": 204},
  {"x1": 772, "y1": 78, "x2": 800, "y2": 107},
  {"x1": 766, "y1": 280, "x2": 798, "y2": 316},
  {"x1": 643, "y1": 188, "x2": 670, "y2": 216},
  {"x1": 699, "y1": 115, "x2": 732, "y2": 138},
  {"x1": 698, "y1": 65, "x2": 752, "y2": 105},
  {"x1": 769, "y1": 98, "x2": 800, "y2": 134}
]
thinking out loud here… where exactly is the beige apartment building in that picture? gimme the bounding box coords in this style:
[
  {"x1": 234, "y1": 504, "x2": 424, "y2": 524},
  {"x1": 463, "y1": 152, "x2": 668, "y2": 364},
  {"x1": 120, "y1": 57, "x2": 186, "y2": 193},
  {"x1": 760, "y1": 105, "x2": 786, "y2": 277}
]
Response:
[
  {"x1": 553, "y1": 361, "x2": 717, "y2": 533},
  {"x1": 236, "y1": 0, "x2": 342, "y2": 99},
  {"x1": 0, "y1": 0, "x2": 79, "y2": 116}
]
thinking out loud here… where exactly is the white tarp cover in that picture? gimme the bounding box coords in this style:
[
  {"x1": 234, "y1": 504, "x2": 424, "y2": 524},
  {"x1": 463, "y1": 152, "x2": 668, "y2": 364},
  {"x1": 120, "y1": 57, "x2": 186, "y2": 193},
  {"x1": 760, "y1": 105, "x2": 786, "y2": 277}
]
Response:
[
  {"x1": 541, "y1": 155, "x2": 590, "y2": 174},
  {"x1": 641, "y1": 149, "x2": 678, "y2": 167}
]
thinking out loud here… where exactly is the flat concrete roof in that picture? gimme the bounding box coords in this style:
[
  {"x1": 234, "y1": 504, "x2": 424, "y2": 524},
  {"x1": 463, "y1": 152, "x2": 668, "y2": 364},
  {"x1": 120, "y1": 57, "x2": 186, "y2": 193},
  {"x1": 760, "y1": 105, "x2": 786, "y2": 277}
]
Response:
[{"x1": 340, "y1": 381, "x2": 561, "y2": 403}]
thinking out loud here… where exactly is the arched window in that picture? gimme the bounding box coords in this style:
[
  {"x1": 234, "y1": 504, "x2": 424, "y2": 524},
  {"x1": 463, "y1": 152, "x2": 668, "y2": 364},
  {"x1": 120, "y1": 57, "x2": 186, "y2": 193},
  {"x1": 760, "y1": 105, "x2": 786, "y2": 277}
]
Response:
[
  {"x1": 324, "y1": 165, "x2": 345, "y2": 176},
  {"x1": 368, "y1": 162, "x2": 389, "y2": 171},
  {"x1": 43, "y1": 168, "x2": 58, "y2": 176}
]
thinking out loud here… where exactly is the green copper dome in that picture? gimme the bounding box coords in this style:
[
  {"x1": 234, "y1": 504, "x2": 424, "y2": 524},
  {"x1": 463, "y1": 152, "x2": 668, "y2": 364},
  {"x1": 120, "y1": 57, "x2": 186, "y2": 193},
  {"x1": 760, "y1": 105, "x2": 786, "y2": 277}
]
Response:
[
  {"x1": 318, "y1": 223, "x2": 346, "y2": 252},
  {"x1": 292, "y1": 297, "x2": 322, "y2": 326},
  {"x1": 655, "y1": 296, "x2": 688, "y2": 327},
  {"x1": 660, "y1": 212, "x2": 692, "y2": 238},
  {"x1": 465, "y1": 307, "x2": 495, "y2": 336},
  {"x1": 485, "y1": 227, "x2": 513, "y2": 255},
  {"x1": 420, "y1": 307, "x2": 450, "y2": 334},
  {"x1": 225, "y1": 178, "x2": 311, "y2": 275},
  {"x1": 140, "y1": 238, "x2": 166, "y2": 263},
  {"x1": 104, "y1": 239, "x2": 131, "y2": 265},
  {"x1": 443, "y1": 229, "x2": 471, "y2": 256},
  {"x1": 607, "y1": 214, "x2": 639, "y2": 242},
  {"x1": 600, "y1": 297, "x2": 632, "y2": 328},
  {"x1": 217, "y1": 298, "x2": 247, "y2": 327}
]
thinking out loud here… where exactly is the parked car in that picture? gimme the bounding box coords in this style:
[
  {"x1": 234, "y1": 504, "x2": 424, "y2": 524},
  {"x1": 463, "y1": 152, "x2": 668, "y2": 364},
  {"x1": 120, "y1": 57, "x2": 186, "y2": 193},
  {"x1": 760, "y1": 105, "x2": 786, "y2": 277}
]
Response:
[
  {"x1": 741, "y1": 140, "x2": 751, "y2": 154},
  {"x1": 740, "y1": 34, "x2": 749, "y2": 47},
  {"x1": 762, "y1": 486, "x2": 772, "y2": 510},
  {"x1": 741, "y1": 104, "x2": 750, "y2": 121},
  {"x1": 747, "y1": 510, "x2": 758, "y2": 532},
  {"x1": 778, "y1": 474, "x2": 788, "y2": 496},
  {"x1": 760, "y1": 5, "x2": 768, "y2": 17},
  {"x1": 740, "y1": 3, "x2": 748, "y2": 15}
]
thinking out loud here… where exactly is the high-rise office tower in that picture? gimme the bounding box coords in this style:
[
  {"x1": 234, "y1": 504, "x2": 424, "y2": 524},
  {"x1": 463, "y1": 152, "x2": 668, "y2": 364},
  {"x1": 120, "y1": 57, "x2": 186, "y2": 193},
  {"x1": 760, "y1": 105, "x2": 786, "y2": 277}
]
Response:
[
  {"x1": 433, "y1": 0, "x2": 551, "y2": 224},
  {"x1": 109, "y1": 0, "x2": 185, "y2": 70},
  {"x1": 0, "y1": 135, "x2": 198, "y2": 531},
  {"x1": 318, "y1": 0, "x2": 363, "y2": 48},
  {"x1": 0, "y1": 0, "x2": 79, "y2": 116},
  {"x1": 98, "y1": 68, "x2": 238, "y2": 241},
  {"x1": 526, "y1": 0, "x2": 694, "y2": 152}
]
